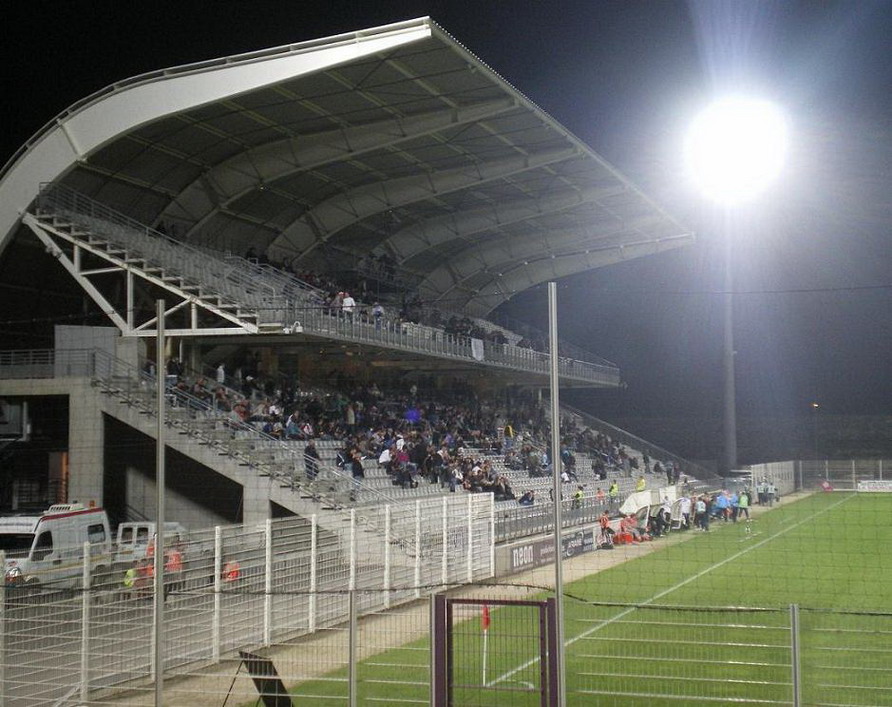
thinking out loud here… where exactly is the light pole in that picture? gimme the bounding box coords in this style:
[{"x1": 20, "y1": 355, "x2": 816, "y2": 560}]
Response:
[
  {"x1": 685, "y1": 96, "x2": 788, "y2": 474},
  {"x1": 811, "y1": 402, "x2": 820, "y2": 460}
]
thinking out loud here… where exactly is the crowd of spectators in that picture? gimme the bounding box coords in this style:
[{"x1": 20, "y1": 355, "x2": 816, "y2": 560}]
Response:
[
  {"x1": 238, "y1": 249, "x2": 562, "y2": 353},
  {"x1": 161, "y1": 350, "x2": 701, "y2": 515},
  {"x1": 163, "y1": 353, "x2": 557, "y2": 502}
]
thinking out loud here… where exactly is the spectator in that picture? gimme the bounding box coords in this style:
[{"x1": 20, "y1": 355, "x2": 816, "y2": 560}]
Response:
[{"x1": 518, "y1": 490, "x2": 535, "y2": 506}]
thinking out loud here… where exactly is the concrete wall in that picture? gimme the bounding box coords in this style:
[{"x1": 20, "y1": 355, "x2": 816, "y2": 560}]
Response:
[
  {"x1": 0, "y1": 378, "x2": 104, "y2": 507},
  {"x1": 125, "y1": 468, "x2": 230, "y2": 529}
]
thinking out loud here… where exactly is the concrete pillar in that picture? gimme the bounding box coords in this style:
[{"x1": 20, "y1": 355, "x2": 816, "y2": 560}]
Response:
[
  {"x1": 241, "y1": 475, "x2": 270, "y2": 525},
  {"x1": 67, "y1": 379, "x2": 105, "y2": 506},
  {"x1": 114, "y1": 335, "x2": 142, "y2": 371}
]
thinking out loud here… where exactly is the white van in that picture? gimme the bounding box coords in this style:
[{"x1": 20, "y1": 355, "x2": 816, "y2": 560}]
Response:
[
  {"x1": 114, "y1": 521, "x2": 187, "y2": 566},
  {"x1": 1, "y1": 503, "x2": 113, "y2": 590}
]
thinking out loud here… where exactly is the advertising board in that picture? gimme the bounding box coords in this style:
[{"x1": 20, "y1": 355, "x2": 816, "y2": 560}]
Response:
[{"x1": 501, "y1": 527, "x2": 596, "y2": 576}]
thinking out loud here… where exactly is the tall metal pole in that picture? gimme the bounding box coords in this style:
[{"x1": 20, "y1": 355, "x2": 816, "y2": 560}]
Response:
[
  {"x1": 723, "y1": 228, "x2": 738, "y2": 474},
  {"x1": 154, "y1": 299, "x2": 166, "y2": 707},
  {"x1": 547, "y1": 282, "x2": 566, "y2": 705}
]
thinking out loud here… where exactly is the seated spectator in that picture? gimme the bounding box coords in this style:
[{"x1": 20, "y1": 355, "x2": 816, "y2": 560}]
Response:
[{"x1": 518, "y1": 490, "x2": 535, "y2": 506}]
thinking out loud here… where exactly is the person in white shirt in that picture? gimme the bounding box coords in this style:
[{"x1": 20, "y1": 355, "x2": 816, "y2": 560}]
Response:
[
  {"x1": 342, "y1": 292, "x2": 356, "y2": 321},
  {"x1": 678, "y1": 495, "x2": 692, "y2": 529}
]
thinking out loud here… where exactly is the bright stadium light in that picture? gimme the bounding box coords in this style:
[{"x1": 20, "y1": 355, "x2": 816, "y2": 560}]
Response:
[
  {"x1": 684, "y1": 96, "x2": 788, "y2": 205},
  {"x1": 685, "y1": 96, "x2": 789, "y2": 476}
]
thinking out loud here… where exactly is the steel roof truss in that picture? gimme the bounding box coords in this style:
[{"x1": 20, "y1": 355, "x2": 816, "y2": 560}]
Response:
[
  {"x1": 168, "y1": 98, "x2": 516, "y2": 239},
  {"x1": 274, "y1": 145, "x2": 580, "y2": 259},
  {"x1": 22, "y1": 213, "x2": 258, "y2": 337}
]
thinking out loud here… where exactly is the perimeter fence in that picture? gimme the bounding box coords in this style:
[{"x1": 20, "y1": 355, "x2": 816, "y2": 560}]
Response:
[
  {"x1": 0, "y1": 494, "x2": 493, "y2": 706},
  {"x1": 4, "y1": 587, "x2": 890, "y2": 706}
]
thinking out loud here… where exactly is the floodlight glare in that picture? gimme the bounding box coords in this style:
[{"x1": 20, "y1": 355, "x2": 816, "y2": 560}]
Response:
[{"x1": 684, "y1": 97, "x2": 788, "y2": 205}]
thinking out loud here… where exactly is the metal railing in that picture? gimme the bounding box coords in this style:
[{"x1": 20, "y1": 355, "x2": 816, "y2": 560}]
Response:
[
  {"x1": 0, "y1": 493, "x2": 495, "y2": 706},
  {"x1": 34, "y1": 184, "x2": 621, "y2": 385},
  {"x1": 0, "y1": 347, "x2": 401, "y2": 511},
  {"x1": 495, "y1": 496, "x2": 617, "y2": 542},
  {"x1": 563, "y1": 402, "x2": 715, "y2": 479}
]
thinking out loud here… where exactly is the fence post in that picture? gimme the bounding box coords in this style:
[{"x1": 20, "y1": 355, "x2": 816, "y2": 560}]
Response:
[
  {"x1": 80, "y1": 542, "x2": 92, "y2": 703},
  {"x1": 0, "y1": 551, "x2": 6, "y2": 706},
  {"x1": 489, "y1": 497, "x2": 496, "y2": 578},
  {"x1": 441, "y1": 497, "x2": 449, "y2": 588},
  {"x1": 309, "y1": 515, "x2": 317, "y2": 633},
  {"x1": 384, "y1": 506, "x2": 391, "y2": 609},
  {"x1": 790, "y1": 603, "x2": 802, "y2": 707},
  {"x1": 212, "y1": 526, "x2": 222, "y2": 663},
  {"x1": 348, "y1": 590, "x2": 358, "y2": 707},
  {"x1": 414, "y1": 500, "x2": 422, "y2": 599},
  {"x1": 466, "y1": 495, "x2": 474, "y2": 583},
  {"x1": 880, "y1": 459, "x2": 884, "y2": 481},
  {"x1": 852, "y1": 460, "x2": 856, "y2": 490},
  {"x1": 349, "y1": 509, "x2": 357, "y2": 592},
  {"x1": 264, "y1": 519, "x2": 272, "y2": 647}
]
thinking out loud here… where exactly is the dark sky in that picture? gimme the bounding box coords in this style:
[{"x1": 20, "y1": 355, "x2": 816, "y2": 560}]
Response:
[{"x1": 4, "y1": 1, "x2": 892, "y2": 421}]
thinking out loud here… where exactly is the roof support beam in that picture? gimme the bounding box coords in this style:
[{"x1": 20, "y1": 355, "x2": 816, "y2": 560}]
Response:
[
  {"x1": 270, "y1": 146, "x2": 580, "y2": 262},
  {"x1": 24, "y1": 215, "x2": 130, "y2": 332},
  {"x1": 444, "y1": 234, "x2": 695, "y2": 316},
  {"x1": 420, "y1": 214, "x2": 685, "y2": 292},
  {"x1": 387, "y1": 184, "x2": 627, "y2": 262},
  {"x1": 165, "y1": 98, "x2": 517, "y2": 239}
]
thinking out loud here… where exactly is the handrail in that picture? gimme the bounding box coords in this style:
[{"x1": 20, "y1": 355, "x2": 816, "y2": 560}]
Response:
[
  {"x1": 562, "y1": 402, "x2": 717, "y2": 480},
  {"x1": 34, "y1": 184, "x2": 620, "y2": 385},
  {"x1": 0, "y1": 346, "x2": 399, "y2": 509}
]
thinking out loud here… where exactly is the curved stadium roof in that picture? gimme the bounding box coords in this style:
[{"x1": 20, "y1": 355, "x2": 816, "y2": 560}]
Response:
[{"x1": 0, "y1": 17, "x2": 692, "y2": 318}]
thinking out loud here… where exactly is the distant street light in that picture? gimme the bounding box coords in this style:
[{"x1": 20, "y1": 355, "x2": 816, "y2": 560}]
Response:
[
  {"x1": 685, "y1": 96, "x2": 789, "y2": 473},
  {"x1": 811, "y1": 402, "x2": 820, "y2": 460}
]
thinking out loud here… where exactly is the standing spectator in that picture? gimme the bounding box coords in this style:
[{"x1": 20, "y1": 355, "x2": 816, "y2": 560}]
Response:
[
  {"x1": 598, "y1": 510, "x2": 615, "y2": 547},
  {"x1": 304, "y1": 439, "x2": 320, "y2": 480},
  {"x1": 342, "y1": 292, "x2": 356, "y2": 321},
  {"x1": 350, "y1": 450, "x2": 365, "y2": 500},
  {"x1": 372, "y1": 302, "x2": 384, "y2": 330},
  {"x1": 215, "y1": 362, "x2": 226, "y2": 385}
]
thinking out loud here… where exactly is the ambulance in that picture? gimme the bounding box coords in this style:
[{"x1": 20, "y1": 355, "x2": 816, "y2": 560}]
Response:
[{"x1": 0, "y1": 503, "x2": 113, "y2": 590}]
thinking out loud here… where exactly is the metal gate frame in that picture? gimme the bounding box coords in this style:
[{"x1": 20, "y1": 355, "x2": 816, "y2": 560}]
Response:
[{"x1": 431, "y1": 594, "x2": 558, "y2": 706}]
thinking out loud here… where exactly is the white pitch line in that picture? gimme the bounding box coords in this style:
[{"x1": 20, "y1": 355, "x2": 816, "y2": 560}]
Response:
[{"x1": 489, "y1": 493, "x2": 854, "y2": 688}]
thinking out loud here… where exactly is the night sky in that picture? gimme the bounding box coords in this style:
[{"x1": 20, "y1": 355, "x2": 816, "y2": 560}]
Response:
[{"x1": 4, "y1": 1, "x2": 892, "y2": 425}]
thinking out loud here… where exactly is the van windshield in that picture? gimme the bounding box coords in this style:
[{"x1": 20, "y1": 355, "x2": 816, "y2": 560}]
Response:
[{"x1": 0, "y1": 534, "x2": 35, "y2": 557}]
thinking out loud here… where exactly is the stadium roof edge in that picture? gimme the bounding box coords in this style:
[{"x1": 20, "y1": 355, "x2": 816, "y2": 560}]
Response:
[{"x1": 0, "y1": 17, "x2": 435, "y2": 256}]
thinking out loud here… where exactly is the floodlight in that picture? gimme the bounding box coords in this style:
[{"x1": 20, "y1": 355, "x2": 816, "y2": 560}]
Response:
[{"x1": 684, "y1": 97, "x2": 788, "y2": 205}]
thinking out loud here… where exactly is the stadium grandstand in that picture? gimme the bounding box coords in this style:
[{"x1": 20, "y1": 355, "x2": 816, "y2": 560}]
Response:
[{"x1": 1, "y1": 17, "x2": 887, "y2": 707}]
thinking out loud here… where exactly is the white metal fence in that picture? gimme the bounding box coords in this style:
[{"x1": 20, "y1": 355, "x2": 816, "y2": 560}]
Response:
[{"x1": 0, "y1": 494, "x2": 493, "y2": 706}]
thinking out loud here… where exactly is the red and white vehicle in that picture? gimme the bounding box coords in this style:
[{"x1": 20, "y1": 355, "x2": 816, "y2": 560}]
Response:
[{"x1": 1, "y1": 503, "x2": 113, "y2": 590}]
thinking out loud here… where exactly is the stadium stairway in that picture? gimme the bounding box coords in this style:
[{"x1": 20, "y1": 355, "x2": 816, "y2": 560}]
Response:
[{"x1": 85, "y1": 352, "x2": 447, "y2": 566}]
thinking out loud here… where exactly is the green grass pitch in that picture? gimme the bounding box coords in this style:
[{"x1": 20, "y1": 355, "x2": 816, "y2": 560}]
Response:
[{"x1": 278, "y1": 491, "x2": 892, "y2": 705}]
